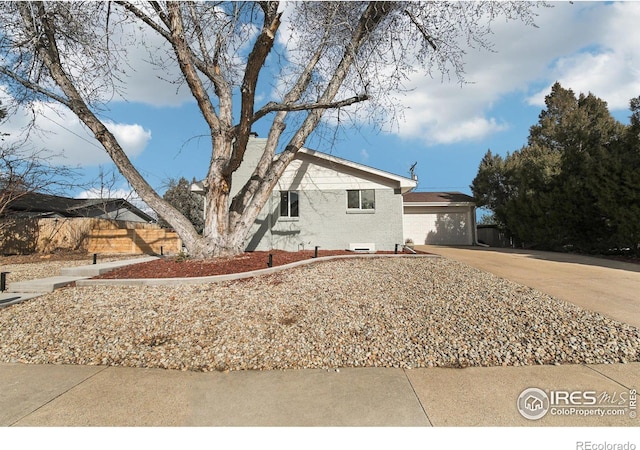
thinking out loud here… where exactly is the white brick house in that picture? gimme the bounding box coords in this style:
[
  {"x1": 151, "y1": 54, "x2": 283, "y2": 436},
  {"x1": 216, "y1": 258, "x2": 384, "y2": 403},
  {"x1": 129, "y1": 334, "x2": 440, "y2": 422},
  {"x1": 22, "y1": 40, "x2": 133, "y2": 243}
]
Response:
[
  {"x1": 193, "y1": 136, "x2": 416, "y2": 252},
  {"x1": 192, "y1": 136, "x2": 477, "y2": 251}
]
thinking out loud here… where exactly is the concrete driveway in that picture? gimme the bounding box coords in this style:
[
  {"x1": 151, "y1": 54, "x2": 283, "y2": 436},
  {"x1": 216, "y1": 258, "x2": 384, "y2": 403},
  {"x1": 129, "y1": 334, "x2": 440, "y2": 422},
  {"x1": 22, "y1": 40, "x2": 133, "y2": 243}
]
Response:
[{"x1": 418, "y1": 245, "x2": 640, "y2": 330}]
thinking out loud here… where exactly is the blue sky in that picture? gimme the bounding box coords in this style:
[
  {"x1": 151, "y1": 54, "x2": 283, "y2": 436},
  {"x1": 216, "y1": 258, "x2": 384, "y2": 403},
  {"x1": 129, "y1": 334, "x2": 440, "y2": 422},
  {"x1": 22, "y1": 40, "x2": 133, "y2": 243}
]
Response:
[{"x1": 2, "y1": 1, "x2": 640, "y2": 213}]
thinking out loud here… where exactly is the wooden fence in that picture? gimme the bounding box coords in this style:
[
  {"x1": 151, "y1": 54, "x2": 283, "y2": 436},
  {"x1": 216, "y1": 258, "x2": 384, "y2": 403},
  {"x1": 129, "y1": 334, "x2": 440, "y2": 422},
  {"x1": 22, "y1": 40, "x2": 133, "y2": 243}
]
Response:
[
  {"x1": 1, "y1": 217, "x2": 181, "y2": 255},
  {"x1": 87, "y1": 228, "x2": 181, "y2": 255}
]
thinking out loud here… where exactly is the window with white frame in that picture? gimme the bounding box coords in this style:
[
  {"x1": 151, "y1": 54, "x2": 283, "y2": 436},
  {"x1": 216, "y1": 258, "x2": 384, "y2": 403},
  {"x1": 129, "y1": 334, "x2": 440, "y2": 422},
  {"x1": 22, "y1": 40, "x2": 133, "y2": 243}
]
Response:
[
  {"x1": 280, "y1": 191, "x2": 299, "y2": 217},
  {"x1": 347, "y1": 189, "x2": 375, "y2": 210}
]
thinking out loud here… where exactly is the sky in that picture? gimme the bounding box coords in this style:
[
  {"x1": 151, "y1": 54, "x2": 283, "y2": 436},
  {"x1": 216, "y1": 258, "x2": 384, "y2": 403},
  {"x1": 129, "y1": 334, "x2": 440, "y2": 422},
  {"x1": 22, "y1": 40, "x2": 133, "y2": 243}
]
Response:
[{"x1": 2, "y1": 1, "x2": 640, "y2": 216}]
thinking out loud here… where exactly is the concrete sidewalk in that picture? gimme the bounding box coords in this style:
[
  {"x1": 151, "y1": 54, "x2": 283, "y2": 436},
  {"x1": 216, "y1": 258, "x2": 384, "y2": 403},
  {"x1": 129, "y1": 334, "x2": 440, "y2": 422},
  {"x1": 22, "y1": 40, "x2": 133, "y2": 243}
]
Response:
[
  {"x1": 2, "y1": 256, "x2": 159, "y2": 304},
  {"x1": 1, "y1": 362, "x2": 638, "y2": 426}
]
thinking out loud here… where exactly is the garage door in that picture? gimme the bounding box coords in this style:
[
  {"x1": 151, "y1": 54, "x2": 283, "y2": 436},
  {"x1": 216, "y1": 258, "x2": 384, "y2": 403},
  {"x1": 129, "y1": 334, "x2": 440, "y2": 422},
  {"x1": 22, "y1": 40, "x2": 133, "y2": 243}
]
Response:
[{"x1": 403, "y1": 207, "x2": 472, "y2": 246}]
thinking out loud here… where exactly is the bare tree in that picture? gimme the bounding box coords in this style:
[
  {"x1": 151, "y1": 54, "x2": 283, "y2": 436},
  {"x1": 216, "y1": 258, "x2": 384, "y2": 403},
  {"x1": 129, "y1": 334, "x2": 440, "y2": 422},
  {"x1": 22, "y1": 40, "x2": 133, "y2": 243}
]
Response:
[
  {"x1": 80, "y1": 165, "x2": 156, "y2": 222},
  {"x1": 0, "y1": 101, "x2": 78, "y2": 222},
  {"x1": 0, "y1": 147, "x2": 76, "y2": 219},
  {"x1": 0, "y1": 1, "x2": 545, "y2": 257}
]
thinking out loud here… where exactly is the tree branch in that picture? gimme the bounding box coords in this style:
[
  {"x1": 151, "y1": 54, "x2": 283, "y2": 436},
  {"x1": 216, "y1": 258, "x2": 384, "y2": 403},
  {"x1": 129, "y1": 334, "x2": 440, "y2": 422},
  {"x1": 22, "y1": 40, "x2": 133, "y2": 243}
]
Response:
[
  {"x1": 285, "y1": 2, "x2": 394, "y2": 150},
  {"x1": 228, "y1": 2, "x2": 281, "y2": 175},
  {"x1": 250, "y1": 95, "x2": 370, "y2": 126},
  {"x1": 229, "y1": 18, "x2": 335, "y2": 223},
  {"x1": 404, "y1": 9, "x2": 438, "y2": 51},
  {"x1": 188, "y1": 2, "x2": 212, "y2": 67},
  {"x1": 115, "y1": 1, "x2": 172, "y2": 41},
  {"x1": 165, "y1": 2, "x2": 224, "y2": 135},
  {"x1": 117, "y1": 2, "x2": 230, "y2": 129},
  {"x1": 0, "y1": 66, "x2": 71, "y2": 107}
]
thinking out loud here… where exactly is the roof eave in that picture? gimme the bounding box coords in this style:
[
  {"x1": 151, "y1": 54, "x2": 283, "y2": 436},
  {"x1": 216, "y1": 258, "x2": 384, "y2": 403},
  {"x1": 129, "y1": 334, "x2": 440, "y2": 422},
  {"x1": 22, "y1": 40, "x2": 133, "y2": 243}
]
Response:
[
  {"x1": 404, "y1": 201, "x2": 476, "y2": 207},
  {"x1": 298, "y1": 147, "x2": 417, "y2": 189}
]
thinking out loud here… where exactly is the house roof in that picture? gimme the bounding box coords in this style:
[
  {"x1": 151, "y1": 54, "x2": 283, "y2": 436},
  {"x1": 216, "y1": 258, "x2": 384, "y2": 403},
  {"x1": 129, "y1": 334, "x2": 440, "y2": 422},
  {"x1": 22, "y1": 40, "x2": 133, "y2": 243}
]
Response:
[
  {"x1": 297, "y1": 148, "x2": 417, "y2": 192},
  {"x1": 4, "y1": 192, "x2": 155, "y2": 222},
  {"x1": 191, "y1": 144, "x2": 418, "y2": 194},
  {"x1": 6, "y1": 192, "x2": 81, "y2": 213},
  {"x1": 403, "y1": 191, "x2": 475, "y2": 206}
]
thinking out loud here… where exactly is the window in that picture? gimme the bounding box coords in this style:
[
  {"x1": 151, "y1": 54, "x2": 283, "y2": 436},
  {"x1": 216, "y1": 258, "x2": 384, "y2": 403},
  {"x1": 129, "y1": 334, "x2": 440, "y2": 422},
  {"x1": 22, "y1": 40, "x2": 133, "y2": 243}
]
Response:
[
  {"x1": 280, "y1": 191, "x2": 299, "y2": 217},
  {"x1": 347, "y1": 189, "x2": 375, "y2": 210}
]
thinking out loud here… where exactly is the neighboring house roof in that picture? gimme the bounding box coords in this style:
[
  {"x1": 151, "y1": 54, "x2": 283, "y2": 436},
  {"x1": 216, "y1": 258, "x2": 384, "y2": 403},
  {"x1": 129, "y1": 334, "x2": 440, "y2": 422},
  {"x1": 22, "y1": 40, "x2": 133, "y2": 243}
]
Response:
[
  {"x1": 403, "y1": 191, "x2": 476, "y2": 206},
  {"x1": 3, "y1": 192, "x2": 155, "y2": 222},
  {"x1": 5, "y1": 192, "x2": 80, "y2": 213}
]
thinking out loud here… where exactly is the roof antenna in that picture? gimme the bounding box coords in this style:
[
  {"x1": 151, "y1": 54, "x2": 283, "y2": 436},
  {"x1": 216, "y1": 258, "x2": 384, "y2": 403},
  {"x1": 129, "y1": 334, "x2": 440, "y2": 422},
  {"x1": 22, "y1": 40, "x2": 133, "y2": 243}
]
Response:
[{"x1": 409, "y1": 162, "x2": 418, "y2": 181}]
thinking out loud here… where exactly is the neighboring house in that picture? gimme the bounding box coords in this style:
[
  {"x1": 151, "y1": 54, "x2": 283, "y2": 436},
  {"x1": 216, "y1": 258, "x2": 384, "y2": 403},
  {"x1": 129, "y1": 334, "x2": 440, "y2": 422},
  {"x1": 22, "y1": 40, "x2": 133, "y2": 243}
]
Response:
[
  {"x1": 192, "y1": 136, "x2": 417, "y2": 252},
  {"x1": 0, "y1": 192, "x2": 170, "y2": 255},
  {"x1": 402, "y1": 191, "x2": 477, "y2": 246},
  {"x1": 3, "y1": 192, "x2": 155, "y2": 223}
]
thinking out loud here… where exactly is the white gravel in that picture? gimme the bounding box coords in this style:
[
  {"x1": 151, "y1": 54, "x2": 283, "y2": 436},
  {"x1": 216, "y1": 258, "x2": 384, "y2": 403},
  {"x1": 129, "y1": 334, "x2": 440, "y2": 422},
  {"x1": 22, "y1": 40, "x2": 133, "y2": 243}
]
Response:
[
  {"x1": 0, "y1": 254, "x2": 142, "y2": 283},
  {"x1": 0, "y1": 257, "x2": 638, "y2": 371}
]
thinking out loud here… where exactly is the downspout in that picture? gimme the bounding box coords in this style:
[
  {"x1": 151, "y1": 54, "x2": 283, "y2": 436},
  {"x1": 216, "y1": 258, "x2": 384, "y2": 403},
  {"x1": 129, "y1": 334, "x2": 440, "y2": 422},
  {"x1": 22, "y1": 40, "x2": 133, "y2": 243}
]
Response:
[
  {"x1": 401, "y1": 175, "x2": 418, "y2": 252},
  {"x1": 268, "y1": 192, "x2": 273, "y2": 249},
  {"x1": 472, "y1": 204, "x2": 489, "y2": 247}
]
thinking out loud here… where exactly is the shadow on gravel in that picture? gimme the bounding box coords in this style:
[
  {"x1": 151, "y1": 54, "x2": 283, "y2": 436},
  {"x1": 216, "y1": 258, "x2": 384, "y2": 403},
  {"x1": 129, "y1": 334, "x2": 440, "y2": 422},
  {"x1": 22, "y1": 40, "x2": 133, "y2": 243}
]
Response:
[{"x1": 423, "y1": 246, "x2": 640, "y2": 274}]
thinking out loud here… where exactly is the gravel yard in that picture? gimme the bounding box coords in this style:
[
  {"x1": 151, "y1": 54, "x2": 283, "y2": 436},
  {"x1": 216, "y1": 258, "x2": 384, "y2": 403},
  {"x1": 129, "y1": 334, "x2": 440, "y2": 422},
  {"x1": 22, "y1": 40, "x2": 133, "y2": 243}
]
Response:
[
  {"x1": 0, "y1": 254, "x2": 143, "y2": 283},
  {"x1": 1, "y1": 257, "x2": 638, "y2": 372}
]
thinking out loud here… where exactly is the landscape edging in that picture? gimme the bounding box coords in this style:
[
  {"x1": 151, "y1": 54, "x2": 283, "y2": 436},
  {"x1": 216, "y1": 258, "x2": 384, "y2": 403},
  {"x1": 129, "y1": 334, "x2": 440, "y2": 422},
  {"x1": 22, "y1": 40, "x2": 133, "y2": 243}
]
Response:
[{"x1": 75, "y1": 253, "x2": 439, "y2": 287}]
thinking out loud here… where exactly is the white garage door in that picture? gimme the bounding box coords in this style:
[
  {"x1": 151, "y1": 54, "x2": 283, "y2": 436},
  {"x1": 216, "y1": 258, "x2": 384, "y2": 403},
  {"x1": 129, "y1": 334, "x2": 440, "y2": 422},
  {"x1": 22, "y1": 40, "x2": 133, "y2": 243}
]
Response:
[{"x1": 403, "y1": 207, "x2": 472, "y2": 246}]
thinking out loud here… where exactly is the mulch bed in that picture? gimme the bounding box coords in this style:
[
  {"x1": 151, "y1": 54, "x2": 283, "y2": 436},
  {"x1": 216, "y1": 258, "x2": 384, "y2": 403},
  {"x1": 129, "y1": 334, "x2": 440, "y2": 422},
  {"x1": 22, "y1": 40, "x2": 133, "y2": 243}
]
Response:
[{"x1": 93, "y1": 249, "x2": 424, "y2": 279}]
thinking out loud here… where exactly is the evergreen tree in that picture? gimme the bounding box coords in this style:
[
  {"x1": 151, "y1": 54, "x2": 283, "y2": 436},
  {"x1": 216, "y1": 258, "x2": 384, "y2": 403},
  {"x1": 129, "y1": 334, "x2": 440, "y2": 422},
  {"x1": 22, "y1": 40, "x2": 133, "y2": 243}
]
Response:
[
  {"x1": 607, "y1": 97, "x2": 640, "y2": 254},
  {"x1": 471, "y1": 82, "x2": 634, "y2": 253},
  {"x1": 530, "y1": 87, "x2": 623, "y2": 251},
  {"x1": 503, "y1": 144, "x2": 562, "y2": 248},
  {"x1": 471, "y1": 150, "x2": 509, "y2": 226},
  {"x1": 158, "y1": 177, "x2": 204, "y2": 235}
]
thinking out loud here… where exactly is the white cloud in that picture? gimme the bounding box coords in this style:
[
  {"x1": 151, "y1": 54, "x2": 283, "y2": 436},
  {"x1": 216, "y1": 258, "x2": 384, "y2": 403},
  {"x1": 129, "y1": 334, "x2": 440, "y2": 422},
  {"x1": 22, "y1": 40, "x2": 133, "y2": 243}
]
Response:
[
  {"x1": 108, "y1": 22, "x2": 193, "y2": 107},
  {"x1": 104, "y1": 122, "x2": 151, "y2": 156},
  {"x1": 526, "y1": 2, "x2": 640, "y2": 111},
  {"x1": 0, "y1": 92, "x2": 152, "y2": 167},
  {"x1": 526, "y1": 51, "x2": 640, "y2": 109},
  {"x1": 274, "y1": 2, "x2": 587, "y2": 145},
  {"x1": 431, "y1": 117, "x2": 509, "y2": 145},
  {"x1": 389, "y1": 2, "x2": 640, "y2": 144},
  {"x1": 106, "y1": 4, "x2": 259, "y2": 107},
  {"x1": 58, "y1": 3, "x2": 196, "y2": 108},
  {"x1": 392, "y1": 74, "x2": 511, "y2": 144},
  {"x1": 76, "y1": 187, "x2": 133, "y2": 200}
]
